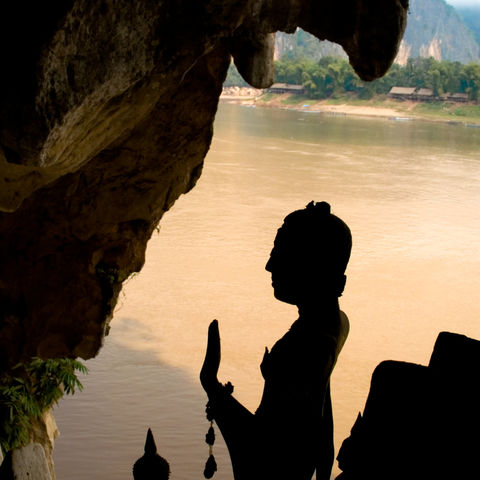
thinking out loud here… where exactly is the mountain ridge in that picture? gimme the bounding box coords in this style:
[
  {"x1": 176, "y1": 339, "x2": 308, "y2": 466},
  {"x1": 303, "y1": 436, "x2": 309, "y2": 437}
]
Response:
[
  {"x1": 274, "y1": 0, "x2": 480, "y2": 64},
  {"x1": 457, "y1": 6, "x2": 480, "y2": 44}
]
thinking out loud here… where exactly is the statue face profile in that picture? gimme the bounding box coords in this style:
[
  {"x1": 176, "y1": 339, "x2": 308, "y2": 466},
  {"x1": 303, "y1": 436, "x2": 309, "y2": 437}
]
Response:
[{"x1": 265, "y1": 225, "x2": 314, "y2": 305}]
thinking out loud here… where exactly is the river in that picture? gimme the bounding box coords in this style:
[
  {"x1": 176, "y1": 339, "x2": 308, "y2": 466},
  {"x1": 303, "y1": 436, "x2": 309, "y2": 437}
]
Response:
[{"x1": 53, "y1": 103, "x2": 480, "y2": 479}]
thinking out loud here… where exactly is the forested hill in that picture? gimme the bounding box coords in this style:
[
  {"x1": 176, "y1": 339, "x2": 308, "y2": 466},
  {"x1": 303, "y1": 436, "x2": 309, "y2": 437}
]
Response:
[
  {"x1": 457, "y1": 6, "x2": 480, "y2": 45},
  {"x1": 274, "y1": 29, "x2": 345, "y2": 62},
  {"x1": 275, "y1": 0, "x2": 480, "y2": 64},
  {"x1": 399, "y1": 0, "x2": 479, "y2": 63}
]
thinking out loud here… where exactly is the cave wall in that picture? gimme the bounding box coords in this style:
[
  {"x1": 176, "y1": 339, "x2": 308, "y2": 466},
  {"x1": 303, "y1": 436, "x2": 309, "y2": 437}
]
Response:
[{"x1": 0, "y1": 0, "x2": 408, "y2": 370}]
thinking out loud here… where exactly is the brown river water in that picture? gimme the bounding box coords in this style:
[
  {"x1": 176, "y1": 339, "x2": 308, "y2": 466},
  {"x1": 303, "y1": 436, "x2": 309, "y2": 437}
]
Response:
[{"x1": 53, "y1": 103, "x2": 480, "y2": 479}]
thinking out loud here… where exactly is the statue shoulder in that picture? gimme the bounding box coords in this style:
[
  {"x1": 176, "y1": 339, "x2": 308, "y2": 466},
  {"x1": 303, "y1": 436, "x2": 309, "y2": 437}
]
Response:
[
  {"x1": 337, "y1": 310, "x2": 350, "y2": 353},
  {"x1": 340, "y1": 310, "x2": 350, "y2": 335}
]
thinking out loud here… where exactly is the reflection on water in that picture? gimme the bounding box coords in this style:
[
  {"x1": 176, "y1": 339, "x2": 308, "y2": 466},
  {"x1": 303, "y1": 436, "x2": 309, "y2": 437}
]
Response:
[{"x1": 54, "y1": 104, "x2": 480, "y2": 479}]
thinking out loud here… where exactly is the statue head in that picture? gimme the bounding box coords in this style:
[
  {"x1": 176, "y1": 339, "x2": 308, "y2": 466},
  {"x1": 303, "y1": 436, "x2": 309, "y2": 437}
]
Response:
[{"x1": 265, "y1": 201, "x2": 352, "y2": 306}]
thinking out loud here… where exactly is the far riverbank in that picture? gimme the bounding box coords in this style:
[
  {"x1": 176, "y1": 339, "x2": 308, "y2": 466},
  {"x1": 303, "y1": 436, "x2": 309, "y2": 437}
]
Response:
[{"x1": 220, "y1": 88, "x2": 480, "y2": 127}]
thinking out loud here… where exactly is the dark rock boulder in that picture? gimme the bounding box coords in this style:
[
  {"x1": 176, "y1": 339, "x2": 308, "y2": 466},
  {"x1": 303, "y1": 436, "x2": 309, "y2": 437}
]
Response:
[{"x1": 337, "y1": 332, "x2": 480, "y2": 480}]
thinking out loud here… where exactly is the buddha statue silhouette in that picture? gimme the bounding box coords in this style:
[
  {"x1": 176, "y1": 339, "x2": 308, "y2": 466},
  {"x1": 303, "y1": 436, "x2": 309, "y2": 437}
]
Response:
[{"x1": 201, "y1": 201, "x2": 352, "y2": 480}]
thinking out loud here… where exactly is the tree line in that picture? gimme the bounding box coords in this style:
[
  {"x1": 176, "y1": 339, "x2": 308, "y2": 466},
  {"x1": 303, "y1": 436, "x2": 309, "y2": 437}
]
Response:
[
  {"x1": 225, "y1": 57, "x2": 480, "y2": 101},
  {"x1": 275, "y1": 57, "x2": 480, "y2": 100}
]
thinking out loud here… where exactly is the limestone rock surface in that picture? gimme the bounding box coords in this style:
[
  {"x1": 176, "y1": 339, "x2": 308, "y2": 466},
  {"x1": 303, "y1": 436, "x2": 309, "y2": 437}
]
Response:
[
  {"x1": 0, "y1": 411, "x2": 59, "y2": 479},
  {"x1": 0, "y1": 0, "x2": 408, "y2": 369},
  {"x1": 12, "y1": 443, "x2": 52, "y2": 480}
]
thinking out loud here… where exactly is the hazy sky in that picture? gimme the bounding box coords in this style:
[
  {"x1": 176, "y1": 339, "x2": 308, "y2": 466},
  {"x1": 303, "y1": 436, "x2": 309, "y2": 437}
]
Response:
[{"x1": 446, "y1": 0, "x2": 480, "y2": 7}]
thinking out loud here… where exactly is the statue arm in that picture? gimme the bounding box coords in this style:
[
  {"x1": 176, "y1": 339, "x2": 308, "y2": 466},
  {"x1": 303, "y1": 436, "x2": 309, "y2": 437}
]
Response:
[
  {"x1": 200, "y1": 320, "x2": 255, "y2": 479},
  {"x1": 200, "y1": 319, "x2": 222, "y2": 397}
]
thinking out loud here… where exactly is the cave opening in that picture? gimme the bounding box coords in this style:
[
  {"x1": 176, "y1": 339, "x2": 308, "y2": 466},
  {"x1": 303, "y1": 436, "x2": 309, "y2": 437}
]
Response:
[{"x1": 3, "y1": 1, "x2": 480, "y2": 479}]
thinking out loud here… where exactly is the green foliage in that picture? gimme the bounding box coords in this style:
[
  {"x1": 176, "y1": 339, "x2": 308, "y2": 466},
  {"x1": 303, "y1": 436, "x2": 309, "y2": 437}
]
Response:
[
  {"x1": 0, "y1": 358, "x2": 87, "y2": 453},
  {"x1": 409, "y1": 101, "x2": 480, "y2": 121},
  {"x1": 280, "y1": 95, "x2": 308, "y2": 105},
  {"x1": 272, "y1": 57, "x2": 480, "y2": 102},
  {"x1": 460, "y1": 62, "x2": 480, "y2": 101},
  {"x1": 258, "y1": 92, "x2": 274, "y2": 102},
  {"x1": 413, "y1": 102, "x2": 446, "y2": 114},
  {"x1": 223, "y1": 63, "x2": 248, "y2": 87},
  {"x1": 450, "y1": 105, "x2": 480, "y2": 118}
]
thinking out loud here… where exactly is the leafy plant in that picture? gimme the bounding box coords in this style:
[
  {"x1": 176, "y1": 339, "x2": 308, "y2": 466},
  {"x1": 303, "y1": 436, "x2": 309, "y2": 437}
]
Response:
[{"x1": 0, "y1": 357, "x2": 87, "y2": 453}]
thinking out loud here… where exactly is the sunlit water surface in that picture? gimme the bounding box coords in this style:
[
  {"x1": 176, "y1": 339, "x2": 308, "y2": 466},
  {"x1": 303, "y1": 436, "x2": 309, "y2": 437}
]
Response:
[{"x1": 53, "y1": 104, "x2": 480, "y2": 479}]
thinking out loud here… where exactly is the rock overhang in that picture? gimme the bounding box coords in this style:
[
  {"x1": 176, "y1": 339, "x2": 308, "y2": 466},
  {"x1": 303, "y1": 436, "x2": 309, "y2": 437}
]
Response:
[{"x1": 0, "y1": 0, "x2": 408, "y2": 369}]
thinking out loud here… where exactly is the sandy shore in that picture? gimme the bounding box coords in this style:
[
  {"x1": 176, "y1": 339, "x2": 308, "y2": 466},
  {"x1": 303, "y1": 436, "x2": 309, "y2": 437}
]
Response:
[
  {"x1": 220, "y1": 89, "x2": 480, "y2": 125},
  {"x1": 301, "y1": 102, "x2": 407, "y2": 119},
  {"x1": 221, "y1": 92, "x2": 412, "y2": 120}
]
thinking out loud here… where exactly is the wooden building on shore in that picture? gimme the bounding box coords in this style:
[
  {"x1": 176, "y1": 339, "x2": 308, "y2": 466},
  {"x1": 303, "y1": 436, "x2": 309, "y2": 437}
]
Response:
[
  {"x1": 267, "y1": 83, "x2": 305, "y2": 95},
  {"x1": 415, "y1": 88, "x2": 435, "y2": 102},
  {"x1": 389, "y1": 86, "x2": 471, "y2": 103},
  {"x1": 444, "y1": 92, "x2": 469, "y2": 103},
  {"x1": 388, "y1": 86, "x2": 416, "y2": 100}
]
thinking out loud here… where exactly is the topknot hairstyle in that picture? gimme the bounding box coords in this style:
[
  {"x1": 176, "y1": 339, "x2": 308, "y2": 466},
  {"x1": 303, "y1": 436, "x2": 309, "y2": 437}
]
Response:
[{"x1": 305, "y1": 200, "x2": 331, "y2": 217}]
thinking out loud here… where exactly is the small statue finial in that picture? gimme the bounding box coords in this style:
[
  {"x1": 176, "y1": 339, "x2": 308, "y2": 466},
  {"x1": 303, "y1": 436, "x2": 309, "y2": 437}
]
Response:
[
  {"x1": 133, "y1": 428, "x2": 170, "y2": 480},
  {"x1": 144, "y1": 428, "x2": 157, "y2": 456}
]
